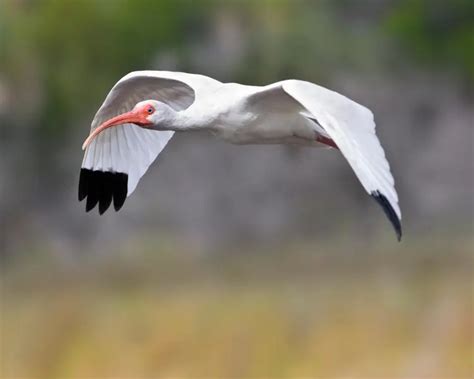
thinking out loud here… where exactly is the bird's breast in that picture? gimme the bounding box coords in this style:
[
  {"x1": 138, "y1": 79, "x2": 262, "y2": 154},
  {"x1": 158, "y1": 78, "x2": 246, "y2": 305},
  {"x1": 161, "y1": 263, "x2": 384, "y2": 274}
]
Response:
[{"x1": 211, "y1": 111, "x2": 259, "y2": 143}]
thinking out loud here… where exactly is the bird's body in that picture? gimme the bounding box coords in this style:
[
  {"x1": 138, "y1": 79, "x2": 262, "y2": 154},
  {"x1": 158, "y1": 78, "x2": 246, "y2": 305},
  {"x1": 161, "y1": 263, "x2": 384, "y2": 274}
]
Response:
[
  {"x1": 208, "y1": 83, "x2": 316, "y2": 145},
  {"x1": 80, "y1": 71, "x2": 402, "y2": 240},
  {"x1": 165, "y1": 80, "x2": 330, "y2": 145}
]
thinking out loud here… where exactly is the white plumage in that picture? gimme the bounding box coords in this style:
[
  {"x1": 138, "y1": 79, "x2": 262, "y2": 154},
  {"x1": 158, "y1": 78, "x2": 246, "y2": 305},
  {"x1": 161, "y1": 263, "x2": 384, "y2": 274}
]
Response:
[{"x1": 80, "y1": 71, "x2": 402, "y2": 240}]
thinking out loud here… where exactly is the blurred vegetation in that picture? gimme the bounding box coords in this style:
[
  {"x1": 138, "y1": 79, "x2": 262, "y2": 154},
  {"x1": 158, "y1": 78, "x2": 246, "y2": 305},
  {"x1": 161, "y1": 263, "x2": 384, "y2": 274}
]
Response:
[
  {"x1": 2, "y1": 236, "x2": 473, "y2": 378},
  {"x1": 1, "y1": 0, "x2": 472, "y2": 217},
  {"x1": 386, "y1": 0, "x2": 474, "y2": 80},
  {"x1": 1, "y1": 0, "x2": 207, "y2": 139},
  {"x1": 1, "y1": 0, "x2": 472, "y2": 139}
]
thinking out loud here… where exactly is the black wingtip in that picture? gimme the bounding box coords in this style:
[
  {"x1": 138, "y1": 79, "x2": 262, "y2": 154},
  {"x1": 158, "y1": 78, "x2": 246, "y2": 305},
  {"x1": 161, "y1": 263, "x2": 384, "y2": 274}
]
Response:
[
  {"x1": 79, "y1": 168, "x2": 128, "y2": 214},
  {"x1": 371, "y1": 190, "x2": 402, "y2": 241},
  {"x1": 78, "y1": 169, "x2": 88, "y2": 201},
  {"x1": 113, "y1": 173, "x2": 127, "y2": 211}
]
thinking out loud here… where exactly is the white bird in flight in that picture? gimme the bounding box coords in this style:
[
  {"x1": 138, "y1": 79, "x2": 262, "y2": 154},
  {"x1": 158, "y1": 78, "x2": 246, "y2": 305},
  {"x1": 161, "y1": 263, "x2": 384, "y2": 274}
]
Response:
[{"x1": 80, "y1": 71, "x2": 402, "y2": 240}]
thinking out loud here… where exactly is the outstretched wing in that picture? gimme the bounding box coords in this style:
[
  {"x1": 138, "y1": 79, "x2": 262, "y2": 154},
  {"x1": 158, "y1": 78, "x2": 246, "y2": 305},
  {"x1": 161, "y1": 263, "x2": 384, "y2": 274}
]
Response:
[
  {"x1": 246, "y1": 80, "x2": 402, "y2": 240},
  {"x1": 79, "y1": 70, "x2": 219, "y2": 214}
]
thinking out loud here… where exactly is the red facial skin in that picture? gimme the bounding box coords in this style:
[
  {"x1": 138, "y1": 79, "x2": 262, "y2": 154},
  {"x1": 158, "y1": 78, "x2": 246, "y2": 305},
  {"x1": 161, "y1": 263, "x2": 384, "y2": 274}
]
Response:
[{"x1": 82, "y1": 103, "x2": 155, "y2": 150}]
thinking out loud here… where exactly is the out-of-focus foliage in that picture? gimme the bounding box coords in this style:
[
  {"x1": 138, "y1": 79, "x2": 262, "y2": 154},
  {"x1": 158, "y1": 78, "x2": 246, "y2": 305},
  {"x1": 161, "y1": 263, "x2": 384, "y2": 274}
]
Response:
[
  {"x1": 0, "y1": 0, "x2": 472, "y2": 241},
  {"x1": 2, "y1": 0, "x2": 472, "y2": 140},
  {"x1": 3, "y1": 237, "x2": 472, "y2": 378},
  {"x1": 386, "y1": 0, "x2": 474, "y2": 80},
  {"x1": 0, "y1": 0, "x2": 472, "y2": 256},
  {"x1": 1, "y1": 0, "x2": 207, "y2": 139}
]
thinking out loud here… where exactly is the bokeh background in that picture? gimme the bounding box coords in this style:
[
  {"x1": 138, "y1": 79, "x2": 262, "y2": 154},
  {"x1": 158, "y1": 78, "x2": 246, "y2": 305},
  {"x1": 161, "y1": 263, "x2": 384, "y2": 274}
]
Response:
[{"x1": 1, "y1": 0, "x2": 473, "y2": 377}]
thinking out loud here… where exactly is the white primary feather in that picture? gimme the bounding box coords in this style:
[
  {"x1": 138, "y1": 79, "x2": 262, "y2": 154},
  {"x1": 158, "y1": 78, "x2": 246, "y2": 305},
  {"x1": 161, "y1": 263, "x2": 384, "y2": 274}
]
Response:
[
  {"x1": 80, "y1": 71, "x2": 219, "y2": 213},
  {"x1": 82, "y1": 70, "x2": 221, "y2": 180},
  {"x1": 238, "y1": 80, "x2": 401, "y2": 238},
  {"x1": 282, "y1": 80, "x2": 401, "y2": 219},
  {"x1": 81, "y1": 125, "x2": 174, "y2": 194}
]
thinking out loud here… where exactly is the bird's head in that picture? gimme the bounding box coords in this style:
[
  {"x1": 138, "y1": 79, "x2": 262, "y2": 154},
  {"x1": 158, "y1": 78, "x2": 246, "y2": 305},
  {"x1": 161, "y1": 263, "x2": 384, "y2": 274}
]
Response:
[{"x1": 82, "y1": 100, "x2": 173, "y2": 150}]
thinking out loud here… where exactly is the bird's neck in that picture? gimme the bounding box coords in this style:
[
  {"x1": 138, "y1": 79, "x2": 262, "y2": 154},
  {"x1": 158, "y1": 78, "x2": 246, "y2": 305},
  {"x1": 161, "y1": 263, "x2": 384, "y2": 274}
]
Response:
[{"x1": 165, "y1": 109, "x2": 211, "y2": 132}]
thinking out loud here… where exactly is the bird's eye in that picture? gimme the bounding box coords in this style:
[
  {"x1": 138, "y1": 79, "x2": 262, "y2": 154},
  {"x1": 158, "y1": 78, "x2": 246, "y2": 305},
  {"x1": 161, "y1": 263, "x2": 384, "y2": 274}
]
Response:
[{"x1": 147, "y1": 106, "x2": 154, "y2": 114}]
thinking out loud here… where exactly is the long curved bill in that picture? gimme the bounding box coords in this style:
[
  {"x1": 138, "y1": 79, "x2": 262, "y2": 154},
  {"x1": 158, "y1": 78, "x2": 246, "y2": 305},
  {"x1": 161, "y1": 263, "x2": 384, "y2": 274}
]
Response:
[{"x1": 82, "y1": 110, "x2": 145, "y2": 150}]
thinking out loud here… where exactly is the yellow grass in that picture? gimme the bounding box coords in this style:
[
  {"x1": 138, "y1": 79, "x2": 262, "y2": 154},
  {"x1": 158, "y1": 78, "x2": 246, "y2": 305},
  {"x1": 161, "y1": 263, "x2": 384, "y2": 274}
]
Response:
[{"x1": 1, "y1": 238, "x2": 473, "y2": 378}]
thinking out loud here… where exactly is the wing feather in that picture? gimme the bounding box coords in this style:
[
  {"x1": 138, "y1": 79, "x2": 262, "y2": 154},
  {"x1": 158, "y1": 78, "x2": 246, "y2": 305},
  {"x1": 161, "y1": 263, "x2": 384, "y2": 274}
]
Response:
[
  {"x1": 245, "y1": 80, "x2": 402, "y2": 239},
  {"x1": 282, "y1": 80, "x2": 402, "y2": 239},
  {"x1": 80, "y1": 71, "x2": 219, "y2": 213}
]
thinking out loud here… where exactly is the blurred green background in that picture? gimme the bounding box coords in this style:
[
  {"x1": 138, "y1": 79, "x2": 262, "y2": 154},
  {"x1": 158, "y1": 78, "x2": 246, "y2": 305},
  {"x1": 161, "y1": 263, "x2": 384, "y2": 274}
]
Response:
[{"x1": 0, "y1": 0, "x2": 473, "y2": 377}]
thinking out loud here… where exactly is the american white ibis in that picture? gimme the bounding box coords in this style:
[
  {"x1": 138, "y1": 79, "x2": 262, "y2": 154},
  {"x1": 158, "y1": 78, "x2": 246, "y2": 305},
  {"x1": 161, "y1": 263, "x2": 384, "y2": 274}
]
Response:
[{"x1": 79, "y1": 71, "x2": 402, "y2": 240}]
